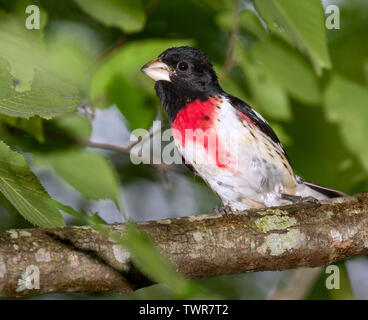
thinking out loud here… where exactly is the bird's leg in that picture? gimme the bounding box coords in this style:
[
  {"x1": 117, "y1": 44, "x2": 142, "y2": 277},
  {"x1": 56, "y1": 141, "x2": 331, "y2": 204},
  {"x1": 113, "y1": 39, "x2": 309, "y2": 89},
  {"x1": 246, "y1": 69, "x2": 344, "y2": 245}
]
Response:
[
  {"x1": 213, "y1": 205, "x2": 232, "y2": 215},
  {"x1": 281, "y1": 193, "x2": 320, "y2": 205}
]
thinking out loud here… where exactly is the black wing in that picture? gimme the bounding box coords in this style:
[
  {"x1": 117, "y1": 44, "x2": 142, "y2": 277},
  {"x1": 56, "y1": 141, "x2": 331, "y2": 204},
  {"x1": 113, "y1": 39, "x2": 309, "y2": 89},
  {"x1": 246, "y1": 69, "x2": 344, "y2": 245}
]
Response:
[{"x1": 296, "y1": 176, "x2": 347, "y2": 198}]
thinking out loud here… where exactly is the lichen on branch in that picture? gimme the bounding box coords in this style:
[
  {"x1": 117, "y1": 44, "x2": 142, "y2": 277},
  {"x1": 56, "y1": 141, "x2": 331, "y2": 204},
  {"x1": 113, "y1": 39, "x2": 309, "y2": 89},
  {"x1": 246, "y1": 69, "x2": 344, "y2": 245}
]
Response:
[{"x1": 1, "y1": 194, "x2": 368, "y2": 298}]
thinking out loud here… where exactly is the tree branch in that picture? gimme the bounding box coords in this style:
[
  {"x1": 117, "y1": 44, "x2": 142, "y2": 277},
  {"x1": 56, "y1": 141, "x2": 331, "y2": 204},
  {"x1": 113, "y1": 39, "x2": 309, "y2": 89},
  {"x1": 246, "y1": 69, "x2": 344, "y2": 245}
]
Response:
[{"x1": 1, "y1": 194, "x2": 368, "y2": 298}]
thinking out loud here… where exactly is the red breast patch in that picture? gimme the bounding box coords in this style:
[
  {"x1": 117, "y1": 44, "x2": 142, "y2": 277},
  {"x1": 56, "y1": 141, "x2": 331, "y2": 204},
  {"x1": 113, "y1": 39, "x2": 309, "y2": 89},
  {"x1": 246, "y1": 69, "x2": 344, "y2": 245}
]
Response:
[
  {"x1": 172, "y1": 98, "x2": 230, "y2": 168},
  {"x1": 172, "y1": 98, "x2": 217, "y2": 138}
]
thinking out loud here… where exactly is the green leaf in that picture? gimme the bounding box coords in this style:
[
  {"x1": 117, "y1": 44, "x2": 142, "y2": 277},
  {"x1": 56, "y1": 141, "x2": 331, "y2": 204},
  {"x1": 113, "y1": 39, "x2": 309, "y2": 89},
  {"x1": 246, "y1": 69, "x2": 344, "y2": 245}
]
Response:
[
  {"x1": 52, "y1": 113, "x2": 92, "y2": 141},
  {"x1": 306, "y1": 262, "x2": 355, "y2": 300},
  {"x1": 0, "y1": 58, "x2": 80, "y2": 118},
  {"x1": 215, "y1": 11, "x2": 233, "y2": 31},
  {"x1": 216, "y1": 9, "x2": 267, "y2": 39},
  {"x1": 53, "y1": 200, "x2": 107, "y2": 225},
  {"x1": 0, "y1": 140, "x2": 65, "y2": 227},
  {"x1": 254, "y1": 0, "x2": 331, "y2": 73},
  {"x1": 324, "y1": 75, "x2": 368, "y2": 172},
  {"x1": 251, "y1": 40, "x2": 321, "y2": 105},
  {"x1": 0, "y1": 115, "x2": 44, "y2": 142},
  {"x1": 35, "y1": 150, "x2": 120, "y2": 205},
  {"x1": 45, "y1": 22, "x2": 103, "y2": 86},
  {"x1": 113, "y1": 222, "x2": 215, "y2": 299},
  {"x1": 0, "y1": 7, "x2": 99, "y2": 90},
  {"x1": 0, "y1": 9, "x2": 47, "y2": 91},
  {"x1": 54, "y1": 203, "x2": 214, "y2": 299},
  {"x1": 239, "y1": 10, "x2": 268, "y2": 40},
  {"x1": 90, "y1": 39, "x2": 193, "y2": 105},
  {"x1": 237, "y1": 49, "x2": 291, "y2": 120},
  {"x1": 74, "y1": 0, "x2": 146, "y2": 33},
  {"x1": 107, "y1": 74, "x2": 156, "y2": 130},
  {"x1": 123, "y1": 222, "x2": 198, "y2": 298}
]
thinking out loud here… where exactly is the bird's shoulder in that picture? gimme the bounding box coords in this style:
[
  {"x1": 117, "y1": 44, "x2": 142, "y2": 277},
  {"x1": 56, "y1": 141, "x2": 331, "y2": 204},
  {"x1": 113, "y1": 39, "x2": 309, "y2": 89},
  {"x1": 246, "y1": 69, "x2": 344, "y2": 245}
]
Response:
[{"x1": 223, "y1": 93, "x2": 291, "y2": 163}]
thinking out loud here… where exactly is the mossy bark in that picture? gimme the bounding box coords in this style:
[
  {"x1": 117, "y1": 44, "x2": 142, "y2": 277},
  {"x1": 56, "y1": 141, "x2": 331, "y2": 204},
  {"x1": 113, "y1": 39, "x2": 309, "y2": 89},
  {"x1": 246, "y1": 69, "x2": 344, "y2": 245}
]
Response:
[{"x1": 1, "y1": 194, "x2": 368, "y2": 297}]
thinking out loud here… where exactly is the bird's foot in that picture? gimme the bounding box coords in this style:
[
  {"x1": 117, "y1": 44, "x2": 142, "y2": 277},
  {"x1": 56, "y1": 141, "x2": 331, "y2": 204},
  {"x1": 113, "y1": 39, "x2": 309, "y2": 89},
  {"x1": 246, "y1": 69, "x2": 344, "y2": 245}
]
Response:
[
  {"x1": 213, "y1": 205, "x2": 232, "y2": 215},
  {"x1": 281, "y1": 194, "x2": 320, "y2": 205}
]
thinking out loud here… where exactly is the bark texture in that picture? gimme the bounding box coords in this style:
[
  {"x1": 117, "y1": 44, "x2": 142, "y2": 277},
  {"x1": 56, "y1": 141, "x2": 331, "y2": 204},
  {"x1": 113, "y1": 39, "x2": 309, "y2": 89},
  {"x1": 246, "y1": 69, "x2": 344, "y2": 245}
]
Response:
[{"x1": 1, "y1": 194, "x2": 368, "y2": 298}]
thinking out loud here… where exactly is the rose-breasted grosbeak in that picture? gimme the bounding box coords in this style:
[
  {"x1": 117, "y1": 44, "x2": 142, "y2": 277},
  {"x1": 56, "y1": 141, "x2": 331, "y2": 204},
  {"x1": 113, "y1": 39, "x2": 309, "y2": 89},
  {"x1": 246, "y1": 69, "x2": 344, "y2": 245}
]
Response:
[{"x1": 141, "y1": 46, "x2": 346, "y2": 210}]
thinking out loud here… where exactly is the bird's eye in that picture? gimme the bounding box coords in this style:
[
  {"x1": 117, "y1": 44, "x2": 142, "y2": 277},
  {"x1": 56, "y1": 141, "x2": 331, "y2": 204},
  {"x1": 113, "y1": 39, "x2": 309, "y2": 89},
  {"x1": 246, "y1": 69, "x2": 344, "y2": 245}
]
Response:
[{"x1": 177, "y1": 61, "x2": 189, "y2": 71}]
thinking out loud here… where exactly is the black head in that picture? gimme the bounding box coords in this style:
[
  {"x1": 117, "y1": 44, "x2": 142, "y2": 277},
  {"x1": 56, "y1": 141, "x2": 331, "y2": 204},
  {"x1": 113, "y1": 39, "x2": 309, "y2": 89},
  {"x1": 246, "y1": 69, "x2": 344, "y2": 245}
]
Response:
[{"x1": 141, "y1": 46, "x2": 222, "y2": 121}]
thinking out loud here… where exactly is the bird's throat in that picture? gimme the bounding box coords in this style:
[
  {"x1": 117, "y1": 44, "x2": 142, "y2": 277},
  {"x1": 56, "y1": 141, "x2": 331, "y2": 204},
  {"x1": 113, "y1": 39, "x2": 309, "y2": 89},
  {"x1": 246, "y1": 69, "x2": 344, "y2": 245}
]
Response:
[{"x1": 155, "y1": 81, "x2": 221, "y2": 123}]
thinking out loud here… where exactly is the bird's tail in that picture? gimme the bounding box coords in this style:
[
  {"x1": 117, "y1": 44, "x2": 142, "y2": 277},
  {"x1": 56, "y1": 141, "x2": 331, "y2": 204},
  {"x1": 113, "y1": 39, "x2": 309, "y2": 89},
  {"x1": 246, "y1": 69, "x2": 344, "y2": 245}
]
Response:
[{"x1": 296, "y1": 176, "x2": 347, "y2": 200}]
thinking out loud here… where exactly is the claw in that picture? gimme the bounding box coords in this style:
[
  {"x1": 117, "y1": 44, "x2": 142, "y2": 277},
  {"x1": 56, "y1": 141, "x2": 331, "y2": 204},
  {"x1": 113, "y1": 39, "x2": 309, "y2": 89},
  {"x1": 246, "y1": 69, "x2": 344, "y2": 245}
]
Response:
[
  {"x1": 281, "y1": 194, "x2": 320, "y2": 205},
  {"x1": 213, "y1": 205, "x2": 232, "y2": 215}
]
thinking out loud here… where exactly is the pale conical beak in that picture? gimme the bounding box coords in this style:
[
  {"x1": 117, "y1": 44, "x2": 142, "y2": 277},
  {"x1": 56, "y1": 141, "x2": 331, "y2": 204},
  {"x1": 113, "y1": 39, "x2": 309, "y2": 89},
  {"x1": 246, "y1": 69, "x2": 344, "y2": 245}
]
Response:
[{"x1": 140, "y1": 59, "x2": 171, "y2": 82}]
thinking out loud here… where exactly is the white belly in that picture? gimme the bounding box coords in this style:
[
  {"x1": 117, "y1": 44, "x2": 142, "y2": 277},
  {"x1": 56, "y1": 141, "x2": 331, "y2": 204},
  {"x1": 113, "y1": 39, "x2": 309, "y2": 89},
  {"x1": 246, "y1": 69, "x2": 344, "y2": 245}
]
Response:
[{"x1": 174, "y1": 97, "x2": 297, "y2": 210}]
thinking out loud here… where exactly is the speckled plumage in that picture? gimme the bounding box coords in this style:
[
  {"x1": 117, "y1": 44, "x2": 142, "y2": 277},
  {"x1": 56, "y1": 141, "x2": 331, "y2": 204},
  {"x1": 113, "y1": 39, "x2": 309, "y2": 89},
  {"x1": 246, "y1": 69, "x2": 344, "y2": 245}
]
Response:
[{"x1": 141, "y1": 46, "x2": 346, "y2": 210}]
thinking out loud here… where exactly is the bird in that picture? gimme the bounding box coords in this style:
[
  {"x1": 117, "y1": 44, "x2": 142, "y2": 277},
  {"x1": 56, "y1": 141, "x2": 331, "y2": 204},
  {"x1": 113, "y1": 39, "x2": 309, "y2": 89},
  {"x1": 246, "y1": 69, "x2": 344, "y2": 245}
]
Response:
[{"x1": 141, "y1": 46, "x2": 346, "y2": 211}]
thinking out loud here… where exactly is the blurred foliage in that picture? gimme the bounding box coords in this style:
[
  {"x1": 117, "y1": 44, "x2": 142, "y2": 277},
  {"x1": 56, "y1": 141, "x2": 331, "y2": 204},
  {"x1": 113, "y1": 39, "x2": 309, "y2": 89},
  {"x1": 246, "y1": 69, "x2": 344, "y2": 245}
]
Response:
[
  {"x1": 35, "y1": 149, "x2": 121, "y2": 206},
  {"x1": 0, "y1": 140, "x2": 64, "y2": 227},
  {"x1": 0, "y1": 0, "x2": 367, "y2": 300},
  {"x1": 56, "y1": 202, "x2": 217, "y2": 299},
  {"x1": 307, "y1": 262, "x2": 355, "y2": 300}
]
